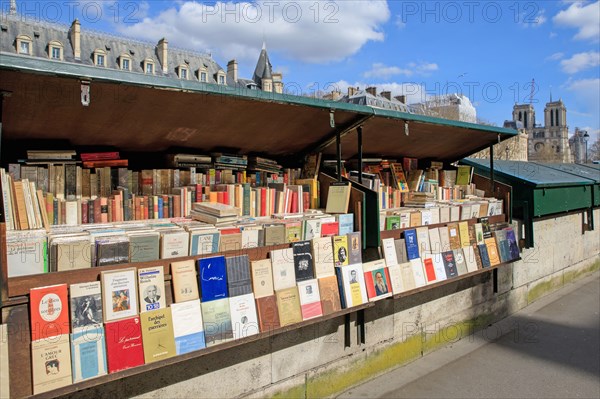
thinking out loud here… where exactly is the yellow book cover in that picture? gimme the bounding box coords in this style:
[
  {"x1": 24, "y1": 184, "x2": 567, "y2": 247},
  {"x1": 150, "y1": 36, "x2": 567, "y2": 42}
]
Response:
[
  {"x1": 276, "y1": 287, "x2": 303, "y2": 327},
  {"x1": 456, "y1": 166, "x2": 472, "y2": 186},
  {"x1": 140, "y1": 307, "x2": 176, "y2": 364},
  {"x1": 325, "y1": 183, "x2": 351, "y2": 214},
  {"x1": 171, "y1": 260, "x2": 199, "y2": 303},
  {"x1": 458, "y1": 221, "x2": 471, "y2": 247},
  {"x1": 333, "y1": 235, "x2": 349, "y2": 266},
  {"x1": 349, "y1": 282, "x2": 363, "y2": 307},
  {"x1": 251, "y1": 259, "x2": 274, "y2": 298}
]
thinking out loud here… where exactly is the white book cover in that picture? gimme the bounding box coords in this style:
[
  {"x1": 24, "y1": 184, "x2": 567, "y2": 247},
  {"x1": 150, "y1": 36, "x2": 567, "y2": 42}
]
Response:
[
  {"x1": 429, "y1": 207, "x2": 440, "y2": 225},
  {"x1": 241, "y1": 229, "x2": 259, "y2": 249},
  {"x1": 303, "y1": 219, "x2": 322, "y2": 240},
  {"x1": 439, "y1": 227, "x2": 452, "y2": 252},
  {"x1": 312, "y1": 236, "x2": 335, "y2": 278},
  {"x1": 339, "y1": 264, "x2": 368, "y2": 308},
  {"x1": 440, "y1": 207, "x2": 450, "y2": 223},
  {"x1": 428, "y1": 227, "x2": 442, "y2": 254},
  {"x1": 430, "y1": 252, "x2": 448, "y2": 281},
  {"x1": 463, "y1": 245, "x2": 479, "y2": 273},
  {"x1": 297, "y1": 279, "x2": 323, "y2": 320},
  {"x1": 270, "y1": 248, "x2": 296, "y2": 291},
  {"x1": 171, "y1": 300, "x2": 206, "y2": 354},
  {"x1": 410, "y1": 258, "x2": 427, "y2": 288},
  {"x1": 399, "y1": 212, "x2": 411, "y2": 228},
  {"x1": 421, "y1": 209, "x2": 432, "y2": 225},
  {"x1": 416, "y1": 227, "x2": 431, "y2": 254},
  {"x1": 399, "y1": 261, "x2": 417, "y2": 292},
  {"x1": 461, "y1": 204, "x2": 472, "y2": 221},
  {"x1": 381, "y1": 238, "x2": 398, "y2": 267},
  {"x1": 161, "y1": 231, "x2": 190, "y2": 259},
  {"x1": 229, "y1": 293, "x2": 259, "y2": 339},
  {"x1": 6, "y1": 230, "x2": 47, "y2": 277},
  {"x1": 101, "y1": 268, "x2": 138, "y2": 322},
  {"x1": 470, "y1": 204, "x2": 481, "y2": 219},
  {"x1": 138, "y1": 266, "x2": 166, "y2": 312},
  {"x1": 386, "y1": 262, "x2": 404, "y2": 294}
]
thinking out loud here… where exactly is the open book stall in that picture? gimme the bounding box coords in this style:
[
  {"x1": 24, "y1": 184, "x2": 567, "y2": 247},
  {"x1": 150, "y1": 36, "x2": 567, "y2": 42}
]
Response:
[{"x1": 0, "y1": 55, "x2": 520, "y2": 397}]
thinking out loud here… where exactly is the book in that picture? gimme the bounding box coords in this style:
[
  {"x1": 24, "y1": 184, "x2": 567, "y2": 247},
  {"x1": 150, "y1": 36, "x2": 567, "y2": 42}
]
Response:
[
  {"x1": 275, "y1": 286, "x2": 303, "y2": 327},
  {"x1": 201, "y1": 298, "x2": 233, "y2": 347},
  {"x1": 480, "y1": 217, "x2": 492, "y2": 239},
  {"x1": 494, "y1": 230, "x2": 510, "y2": 263},
  {"x1": 478, "y1": 243, "x2": 491, "y2": 268},
  {"x1": 386, "y1": 215, "x2": 401, "y2": 230},
  {"x1": 303, "y1": 218, "x2": 322, "y2": 240},
  {"x1": 363, "y1": 260, "x2": 392, "y2": 301},
  {"x1": 453, "y1": 248, "x2": 468, "y2": 275},
  {"x1": 333, "y1": 235, "x2": 349, "y2": 266},
  {"x1": 171, "y1": 300, "x2": 206, "y2": 354},
  {"x1": 250, "y1": 259, "x2": 274, "y2": 298},
  {"x1": 311, "y1": 236, "x2": 334, "y2": 278},
  {"x1": 337, "y1": 213, "x2": 354, "y2": 235},
  {"x1": 297, "y1": 279, "x2": 323, "y2": 320},
  {"x1": 325, "y1": 183, "x2": 351, "y2": 214},
  {"x1": 292, "y1": 240, "x2": 315, "y2": 282},
  {"x1": 474, "y1": 223, "x2": 485, "y2": 244},
  {"x1": 160, "y1": 230, "x2": 190, "y2": 259},
  {"x1": 140, "y1": 307, "x2": 176, "y2": 363},
  {"x1": 430, "y1": 252, "x2": 447, "y2": 281},
  {"x1": 6, "y1": 230, "x2": 48, "y2": 276},
  {"x1": 70, "y1": 282, "x2": 103, "y2": 331},
  {"x1": 321, "y1": 221, "x2": 339, "y2": 237},
  {"x1": 386, "y1": 262, "x2": 404, "y2": 294},
  {"x1": 415, "y1": 227, "x2": 431, "y2": 254},
  {"x1": 404, "y1": 229, "x2": 420, "y2": 260},
  {"x1": 447, "y1": 223, "x2": 461, "y2": 250},
  {"x1": 381, "y1": 238, "x2": 398, "y2": 267},
  {"x1": 485, "y1": 237, "x2": 501, "y2": 266},
  {"x1": 505, "y1": 228, "x2": 520, "y2": 260},
  {"x1": 421, "y1": 255, "x2": 438, "y2": 284},
  {"x1": 198, "y1": 256, "x2": 229, "y2": 302},
  {"x1": 229, "y1": 293, "x2": 260, "y2": 339},
  {"x1": 399, "y1": 262, "x2": 417, "y2": 292},
  {"x1": 50, "y1": 236, "x2": 91, "y2": 272},
  {"x1": 189, "y1": 230, "x2": 220, "y2": 255},
  {"x1": 256, "y1": 295, "x2": 281, "y2": 332},
  {"x1": 226, "y1": 255, "x2": 253, "y2": 297},
  {"x1": 30, "y1": 284, "x2": 69, "y2": 341},
  {"x1": 95, "y1": 236, "x2": 130, "y2": 267},
  {"x1": 128, "y1": 232, "x2": 160, "y2": 263},
  {"x1": 219, "y1": 231, "x2": 243, "y2": 252},
  {"x1": 394, "y1": 238, "x2": 408, "y2": 264},
  {"x1": 463, "y1": 245, "x2": 479, "y2": 272},
  {"x1": 138, "y1": 266, "x2": 167, "y2": 312},
  {"x1": 70, "y1": 325, "x2": 108, "y2": 382},
  {"x1": 336, "y1": 264, "x2": 368, "y2": 308},
  {"x1": 171, "y1": 260, "x2": 200, "y2": 303},
  {"x1": 101, "y1": 268, "x2": 138, "y2": 323},
  {"x1": 441, "y1": 251, "x2": 458, "y2": 278},
  {"x1": 410, "y1": 258, "x2": 427, "y2": 287},
  {"x1": 31, "y1": 335, "x2": 72, "y2": 394},
  {"x1": 104, "y1": 316, "x2": 144, "y2": 373},
  {"x1": 456, "y1": 165, "x2": 473, "y2": 185},
  {"x1": 438, "y1": 226, "x2": 451, "y2": 252},
  {"x1": 318, "y1": 275, "x2": 342, "y2": 315},
  {"x1": 347, "y1": 232, "x2": 362, "y2": 265},
  {"x1": 264, "y1": 224, "x2": 285, "y2": 246},
  {"x1": 458, "y1": 221, "x2": 471, "y2": 248},
  {"x1": 270, "y1": 248, "x2": 296, "y2": 291}
]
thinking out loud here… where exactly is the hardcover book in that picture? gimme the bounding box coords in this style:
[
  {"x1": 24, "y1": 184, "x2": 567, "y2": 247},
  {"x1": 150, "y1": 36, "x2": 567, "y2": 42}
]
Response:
[
  {"x1": 229, "y1": 293, "x2": 260, "y2": 339},
  {"x1": 333, "y1": 235, "x2": 349, "y2": 266},
  {"x1": 292, "y1": 240, "x2": 315, "y2": 282},
  {"x1": 201, "y1": 298, "x2": 233, "y2": 347},
  {"x1": 312, "y1": 236, "x2": 335, "y2": 278},
  {"x1": 171, "y1": 260, "x2": 200, "y2": 303},
  {"x1": 270, "y1": 248, "x2": 296, "y2": 291},
  {"x1": 31, "y1": 335, "x2": 72, "y2": 394},
  {"x1": 140, "y1": 308, "x2": 176, "y2": 363},
  {"x1": 297, "y1": 279, "x2": 323, "y2": 320},
  {"x1": 347, "y1": 232, "x2": 362, "y2": 265},
  {"x1": 336, "y1": 264, "x2": 368, "y2": 308},
  {"x1": 171, "y1": 300, "x2": 206, "y2": 354},
  {"x1": 104, "y1": 316, "x2": 144, "y2": 373},
  {"x1": 442, "y1": 251, "x2": 458, "y2": 278},
  {"x1": 363, "y1": 260, "x2": 392, "y2": 301},
  {"x1": 101, "y1": 268, "x2": 138, "y2": 323},
  {"x1": 70, "y1": 325, "x2": 108, "y2": 382},
  {"x1": 404, "y1": 229, "x2": 420, "y2": 260},
  {"x1": 30, "y1": 284, "x2": 69, "y2": 341},
  {"x1": 138, "y1": 266, "x2": 167, "y2": 312},
  {"x1": 318, "y1": 275, "x2": 342, "y2": 316},
  {"x1": 70, "y1": 281, "x2": 103, "y2": 331},
  {"x1": 198, "y1": 256, "x2": 229, "y2": 302},
  {"x1": 275, "y1": 286, "x2": 303, "y2": 326},
  {"x1": 453, "y1": 248, "x2": 468, "y2": 275},
  {"x1": 226, "y1": 255, "x2": 253, "y2": 297},
  {"x1": 250, "y1": 259, "x2": 275, "y2": 298},
  {"x1": 256, "y1": 295, "x2": 281, "y2": 332}
]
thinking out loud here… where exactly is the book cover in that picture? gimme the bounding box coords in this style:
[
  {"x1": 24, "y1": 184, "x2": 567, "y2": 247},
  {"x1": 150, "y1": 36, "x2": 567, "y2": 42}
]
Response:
[
  {"x1": 297, "y1": 279, "x2": 323, "y2": 320},
  {"x1": 438, "y1": 226, "x2": 452, "y2": 252},
  {"x1": 421, "y1": 209, "x2": 433, "y2": 225},
  {"x1": 30, "y1": 284, "x2": 69, "y2": 341},
  {"x1": 381, "y1": 238, "x2": 398, "y2": 266},
  {"x1": 404, "y1": 229, "x2": 420, "y2": 260},
  {"x1": 493, "y1": 230, "x2": 510, "y2": 262},
  {"x1": 160, "y1": 231, "x2": 190, "y2": 259},
  {"x1": 430, "y1": 253, "x2": 448, "y2": 281},
  {"x1": 318, "y1": 275, "x2": 342, "y2": 316},
  {"x1": 31, "y1": 335, "x2": 72, "y2": 394},
  {"x1": 312, "y1": 236, "x2": 335, "y2": 278},
  {"x1": 325, "y1": 184, "x2": 351, "y2": 214},
  {"x1": 480, "y1": 217, "x2": 492, "y2": 239},
  {"x1": 447, "y1": 223, "x2": 461, "y2": 250},
  {"x1": 453, "y1": 248, "x2": 468, "y2": 275},
  {"x1": 275, "y1": 286, "x2": 303, "y2": 326},
  {"x1": 129, "y1": 233, "x2": 160, "y2": 263},
  {"x1": 463, "y1": 245, "x2": 479, "y2": 272},
  {"x1": 428, "y1": 228, "x2": 442, "y2": 254},
  {"x1": 101, "y1": 268, "x2": 138, "y2": 323},
  {"x1": 333, "y1": 235, "x2": 349, "y2": 266},
  {"x1": 171, "y1": 300, "x2": 206, "y2": 354},
  {"x1": 6, "y1": 230, "x2": 48, "y2": 277},
  {"x1": 285, "y1": 221, "x2": 303, "y2": 243},
  {"x1": 458, "y1": 221, "x2": 471, "y2": 248},
  {"x1": 474, "y1": 223, "x2": 485, "y2": 244},
  {"x1": 320, "y1": 221, "x2": 339, "y2": 237},
  {"x1": 410, "y1": 258, "x2": 427, "y2": 287},
  {"x1": 226, "y1": 255, "x2": 253, "y2": 297},
  {"x1": 138, "y1": 266, "x2": 167, "y2": 312},
  {"x1": 220, "y1": 232, "x2": 243, "y2": 252},
  {"x1": 250, "y1": 259, "x2": 274, "y2": 298},
  {"x1": 337, "y1": 264, "x2": 368, "y2": 308},
  {"x1": 421, "y1": 255, "x2": 438, "y2": 284},
  {"x1": 442, "y1": 251, "x2": 459, "y2": 278},
  {"x1": 303, "y1": 218, "x2": 322, "y2": 240},
  {"x1": 415, "y1": 227, "x2": 431, "y2": 254},
  {"x1": 51, "y1": 237, "x2": 91, "y2": 272},
  {"x1": 229, "y1": 293, "x2": 260, "y2": 339},
  {"x1": 399, "y1": 262, "x2": 417, "y2": 292},
  {"x1": 386, "y1": 215, "x2": 400, "y2": 230},
  {"x1": 104, "y1": 316, "x2": 144, "y2": 373},
  {"x1": 394, "y1": 238, "x2": 408, "y2": 264},
  {"x1": 363, "y1": 260, "x2": 392, "y2": 301},
  {"x1": 256, "y1": 295, "x2": 281, "y2": 332},
  {"x1": 189, "y1": 230, "x2": 220, "y2": 255},
  {"x1": 171, "y1": 260, "x2": 200, "y2": 303},
  {"x1": 347, "y1": 232, "x2": 362, "y2": 265},
  {"x1": 505, "y1": 228, "x2": 520, "y2": 260},
  {"x1": 201, "y1": 298, "x2": 233, "y2": 347},
  {"x1": 198, "y1": 256, "x2": 229, "y2": 302},
  {"x1": 478, "y1": 243, "x2": 491, "y2": 268},
  {"x1": 241, "y1": 228, "x2": 260, "y2": 249},
  {"x1": 70, "y1": 325, "x2": 108, "y2": 382},
  {"x1": 140, "y1": 308, "x2": 176, "y2": 363},
  {"x1": 485, "y1": 237, "x2": 501, "y2": 266},
  {"x1": 95, "y1": 237, "x2": 130, "y2": 266},
  {"x1": 386, "y1": 262, "x2": 405, "y2": 294},
  {"x1": 264, "y1": 224, "x2": 286, "y2": 246},
  {"x1": 456, "y1": 165, "x2": 472, "y2": 185},
  {"x1": 270, "y1": 248, "x2": 296, "y2": 291},
  {"x1": 70, "y1": 282, "x2": 103, "y2": 331},
  {"x1": 337, "y1": 213, "x2": 354, "y2": 235},
  {"x1": 292, "y1": 240, "x2": 315, "y2": 282},
  {"x1": 409, "y1": 211, "x2": 421, "y2": 227}
]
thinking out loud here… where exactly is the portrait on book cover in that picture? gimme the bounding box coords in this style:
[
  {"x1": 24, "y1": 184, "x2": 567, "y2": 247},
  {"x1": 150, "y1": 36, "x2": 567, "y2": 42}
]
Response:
[
  {"x1": 372, "y1": 269, "x2": 389, "y2": 296},
  {"x1": 73, "y1": 294, "x2": 102, "y2": 328},
  {"x1": 143, "y1": 285, "x2": 161, "y2": 304}
]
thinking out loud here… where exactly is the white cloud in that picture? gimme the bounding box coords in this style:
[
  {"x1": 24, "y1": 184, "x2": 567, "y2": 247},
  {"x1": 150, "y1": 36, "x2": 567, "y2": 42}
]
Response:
[
  {"x1": 521, "y1": 8, "x2": 547, "y2": 28},
  {"x1": 549, "y1": 32, "x2": 558, "y2": 38},
  {"x1": 363, "y1": 61, "x2": 438, "y2": 79},
  {"x1": 553, "y1": 1, "x2": 600, "y2": 41},
  {"x1": 395, "y1": 15, "x2": 406, "y2": 29},
  {"x1": 560, "y1": 51, "x2": 600, "y2": 73},
  {"x1": 564, "y1": 77, "x2": 600, "y2": 113},
  {"x1": 117, "y1": 1, "x2": 390, "y2": 64},
  {"x1": 330, "y1": 80, "x2": 429, "y2": 104},
  {"x1": 546, "y1": 52, "x2": 565, "y2": 61}
]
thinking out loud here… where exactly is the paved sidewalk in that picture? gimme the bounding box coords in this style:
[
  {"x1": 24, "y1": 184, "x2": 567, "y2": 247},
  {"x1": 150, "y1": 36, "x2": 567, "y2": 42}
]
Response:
[{"x1": 338, "y1": 272, "x2": 600, "y2": 399}]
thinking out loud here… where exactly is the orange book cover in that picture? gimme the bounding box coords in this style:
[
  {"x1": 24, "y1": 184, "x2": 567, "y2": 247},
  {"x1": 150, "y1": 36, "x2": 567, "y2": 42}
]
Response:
[
  {"x1": 30, "y1": 284, "x2": 69, "y2": 341},
  {"x1": 173, "y1": 194, "x2": 181, "y2": 218}
]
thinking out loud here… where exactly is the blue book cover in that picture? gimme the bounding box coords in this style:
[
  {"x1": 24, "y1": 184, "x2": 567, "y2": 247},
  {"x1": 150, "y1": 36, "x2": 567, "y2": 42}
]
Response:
[
  {"x1": 337, "y1": 213, "x2": 354, "y2": 236},
  {"x1": 70, "y1": 326, "x2": 108, "y2": 382},
  {"x1": 442, "y1": 251, "x2": 458, "y2": 278},
  {"x1": 335, "y1": 266, "x2": 346, "y2": 309},
  {"x1": 478, "y1": 244, "x2": 491, "y2": 268},
  {"x1": 198, "y1": 256, "x2": 228, "y2": 302},
  {"x1": 498, "y1": 240, "x2": 511, "y2": 263},
  {"x1": 505, "y1": 229, "x2": 520, "y2": 260},
  {"x1": 190, "y1": 232, "x2": 220, "y2": 255},
  {"x1": 158, "y1": 197, "x2": 164, "y2": 219},
  {"x1": 404, "y1": 229, "x2": 420, "y2": 260},
  {"x1": 171, "y1": 300, "x2": 206, "y2": 355}
]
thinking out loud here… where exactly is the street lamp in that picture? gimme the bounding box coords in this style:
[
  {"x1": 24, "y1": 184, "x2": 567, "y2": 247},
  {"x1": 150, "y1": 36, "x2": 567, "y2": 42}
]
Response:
[{"x1": 583, "y1": 131, "x2": 589, "y2": 163}]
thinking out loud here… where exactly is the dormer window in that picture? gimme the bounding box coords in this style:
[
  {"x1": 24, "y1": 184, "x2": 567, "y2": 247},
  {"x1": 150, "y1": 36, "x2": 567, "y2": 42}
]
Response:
[
  {"x1": 198, "y1": 66, "x2": 208, "y2": 82},
  {"x1": 216, "y1": 70, "x2": 226, "y2": 85},
  {"x1": 143, "y1": 59, "x2": 155, "y2": 74},
  {"x1": 16, "y1": 35, "x2": 32, "y2": 55},
  {"x1": 119, "y1": 54, "x2": 132, "y2": 71},
  {"x1": 93, "y1": 49, "x2": 107, "y2": 67},
  {"x1": 48, "y1": 40, "x2": 63, "y2": 60},
  {"x1": 177, "y1": 65, "x2": 189, "y2": 80}
]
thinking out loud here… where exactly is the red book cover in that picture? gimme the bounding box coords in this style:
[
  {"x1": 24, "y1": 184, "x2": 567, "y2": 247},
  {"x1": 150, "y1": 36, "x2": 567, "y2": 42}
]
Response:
[
  {"x1": 94, "y1": 197, "x2": 102, "y2": 222},
  {"x1": 30, "y1": 284, "x2": 69, "y2": 341},
  {"x1": 80, "y1": 152, "x2": 120, "y2": 162},
  {"x1": 217, "y1": 191, "x2": 224, "y2": 204},
  {"x1": 363, "y1": 267, "x2": 392, "y2": 300},
  {"x1": 83, "y1": 159, "x2": 128, "y2": 168},
  {"x1": 223, "y1": 191, "x2": 229, "y2": 205},
  {"x1": 300, "y1": 301, "x2": 323, "y2": 320},
  {"x1": 105, "y1": 316, "x2": 145, "y2": 373},
  {"x1": 321, "y1": 222, "x2": 339, "y2": 237},
  {"x1": 143, "y1": 196, "x2": 149, "y2": 220},
  {"x1": 423, "y1": 258, "x2": 437, "y2": 283},
  {"x1": 195, "y1": 184, "x2": 203, "y2": 202},
  {"x1": 220, "y1": 227, "x2": 241, "y2": 235},
  {"x1": 173, "y1": 194, "x2": 181, "y2": 218},
  {"x1": 303, "y1": 192, "x2": 311, "y2": 209},
  {"x1": 291, "y1": 192, "x2": 298, "y2": 213},
  {"x1": 260, "y1": 188, "x2": 267, "y2": 217}
]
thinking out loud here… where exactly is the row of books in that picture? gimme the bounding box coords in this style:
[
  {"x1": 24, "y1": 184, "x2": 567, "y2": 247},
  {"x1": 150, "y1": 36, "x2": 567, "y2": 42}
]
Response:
[
  {"x1": 381, "y1": 199, "x2": 504, "y2": 231},
  {"x1": 5, "y1": 210, "x2": 355, "y2": 277}
]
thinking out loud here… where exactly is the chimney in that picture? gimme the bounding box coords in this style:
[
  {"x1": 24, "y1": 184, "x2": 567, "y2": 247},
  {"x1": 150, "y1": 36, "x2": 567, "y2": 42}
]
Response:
[
  {"x1": 157, "y1": 38, "x2": 168, "y2": 74},
  {"x1": 69, "y1": 19, "x2": 81, "y2": 60},
  {"x1": 227, "y1": 60, "x2": 238, "y2": 83},
  {"x1": 381, "y1": 91, "x2": 391, "y2": 100},
  {"x1": 9, "y1": 0, "x2": 17, "y2": 15},
  {"x1": 366, "y1": 86, "x2": 377, "y2": 96},
  {"x1": 348, "y1": 87, "x2": 357, "y2": 96},
  {"x1": 330, "y1": 91, "x2": 342, "y2": 101},
  {"x1": 272, "y1": 73, "x2": 283, "y2": 94},
  {"x1": 394, "y1": 95, "x2": 406, "y2": 104}
]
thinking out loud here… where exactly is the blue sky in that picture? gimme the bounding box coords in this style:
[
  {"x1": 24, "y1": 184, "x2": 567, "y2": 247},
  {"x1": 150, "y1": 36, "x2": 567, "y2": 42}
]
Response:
[{"x1": 9, "y1": 0, "x2": 600, "y2": 139}]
